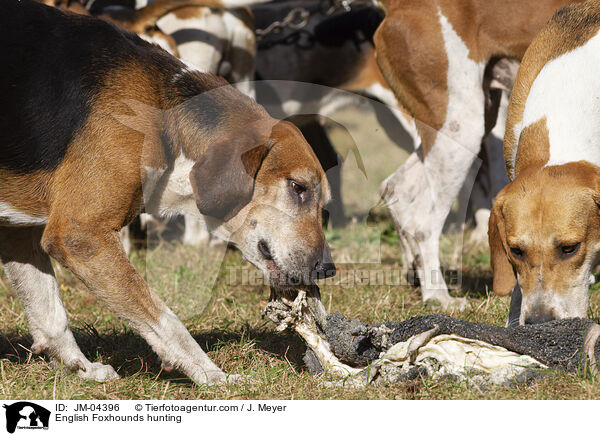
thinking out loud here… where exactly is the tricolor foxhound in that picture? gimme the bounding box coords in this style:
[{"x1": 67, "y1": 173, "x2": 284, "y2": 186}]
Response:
[{"x1": 0, "y1": 0, "x2": 334, "y2": 384}]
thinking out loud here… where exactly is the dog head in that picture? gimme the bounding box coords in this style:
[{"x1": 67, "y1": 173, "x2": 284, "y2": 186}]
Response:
[
  {"x1": 190, "y1": 118, "x2": 335, "y2": 288},
  {"x1": 489, "y1": 162, "x2": 600, "y2": 324}
]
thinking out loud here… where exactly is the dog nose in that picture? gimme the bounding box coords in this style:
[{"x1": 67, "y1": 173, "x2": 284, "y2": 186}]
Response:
[
  {"x1": 313, "y1": 260, "x2": 336, "y2": 279},
  {"x1": 311, "y1": 245, "x2": 336, "y2": 280},
  {"x1": 524, "y1": 308, "x2": 555, "y2": 325}
]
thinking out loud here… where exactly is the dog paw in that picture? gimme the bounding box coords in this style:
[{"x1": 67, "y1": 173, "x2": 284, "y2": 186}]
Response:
[
  {"x1": 425, "y1": 296, "x2": 468, "y2": 312},
  {"x1": 222, "y1": 373, "x2": 252, "y2": 384},
  {"x1": 195, "y1": 371, "x2": 250, "y2": 386},
  {"x1": 74, "y1": 361, "x2": 120, "y2": 382},
  {"x1": 442, "y1": 296, "x2": 468, "y2": 312}
]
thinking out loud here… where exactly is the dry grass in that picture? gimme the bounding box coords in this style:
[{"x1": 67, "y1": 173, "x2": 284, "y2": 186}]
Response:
[
  {"x1": 0, "y1": 236, "x2": 599, "y2": 400},
  {"x1": 0, "y1": 107, "x2": 598, "y2": 399}
]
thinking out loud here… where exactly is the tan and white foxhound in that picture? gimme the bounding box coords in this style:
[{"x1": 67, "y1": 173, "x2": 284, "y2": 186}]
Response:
[{"x1": 493, "y1": 0, "x2": 600, "y2": 324}]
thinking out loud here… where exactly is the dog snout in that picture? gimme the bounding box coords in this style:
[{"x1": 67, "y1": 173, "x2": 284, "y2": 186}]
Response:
[
  {"x1": 311, "y1": 248, "x2": 336, "y2": 280},
  {"x1": 523, "y1": 307, "x2": 555, "y2": 325},
  {"x1": 313, "y1": 259, "x2": 336, "y2": 279}
]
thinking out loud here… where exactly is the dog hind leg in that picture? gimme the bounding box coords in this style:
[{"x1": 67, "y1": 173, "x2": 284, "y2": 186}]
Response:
[{"x1": 0, "y1": 226, "x2": 119, "y2": 381}]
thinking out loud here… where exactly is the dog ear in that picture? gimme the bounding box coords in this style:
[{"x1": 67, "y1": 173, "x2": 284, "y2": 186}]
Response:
[
  {"x1": 189, "y1": 127, "x2": 272, "y2": 221},
  {"x1": 488, "y1": 195, "x2": 516, "y2": 296}
]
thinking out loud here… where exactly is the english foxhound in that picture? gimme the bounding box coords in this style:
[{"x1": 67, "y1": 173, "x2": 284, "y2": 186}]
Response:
[{"x1": 0, "y1": 0, "x2": 334, "y2": 384}]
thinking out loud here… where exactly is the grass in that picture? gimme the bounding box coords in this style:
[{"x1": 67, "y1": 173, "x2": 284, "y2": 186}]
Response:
[
  {"x1": 1, "y1": 234, "x2": 599, "y2": 400},
  {"x1": 1, "y1": 107, "x2": 599, "y2": 399}
]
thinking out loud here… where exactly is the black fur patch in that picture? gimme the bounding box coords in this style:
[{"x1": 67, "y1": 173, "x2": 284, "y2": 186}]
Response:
[
  {"x1": 551, "y1": 2, "x2": 600, "y2": 47},
  {"x1": 253, "y1": 0, "x2": 383, "y2": 86},
  {"x1": 0, "y1": 0, "x2": 180, "y2": 173}
]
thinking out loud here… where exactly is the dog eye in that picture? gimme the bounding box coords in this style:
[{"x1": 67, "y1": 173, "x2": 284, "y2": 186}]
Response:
[
  {"x1": 510, "y1": 246, "x2": 524, "y2": 259},
  {"x1": 290, "y1": 181, "x2": 306, "y2": 196},
  {"x1": 560, "y1": 243, "x2": 580, "y2": 258}
]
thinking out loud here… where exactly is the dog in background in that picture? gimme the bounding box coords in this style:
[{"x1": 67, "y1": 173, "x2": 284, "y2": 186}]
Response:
[{"x1": 374, "y1": 0, "x2": 583, "y2": 309}]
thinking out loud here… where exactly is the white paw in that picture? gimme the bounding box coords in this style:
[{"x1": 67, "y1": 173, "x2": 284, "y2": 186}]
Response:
[
  {"x1": 196, "y1": 371, "x2": 249, "y2": 386},
  {"x1": 74, "y1": 362, "x2": 120, "y2": 382},
  {"x1": 425, "y1": 295, "x2": 468, "y2": 312},
  {"x1": 446, "y1": 296, "x2": 468, "y2": 312}
]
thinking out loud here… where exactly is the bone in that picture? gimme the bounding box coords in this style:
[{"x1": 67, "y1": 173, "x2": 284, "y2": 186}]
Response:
[
  {"x1": 405, "y1": 326, "x2": 440, "y2": 362},
  {"x1": 264, "y1": 285, "x2": 600, "y2": 386},
  {"x1": 583, "y1": 323, "x2": 600, "y2": 377},
  {"x1": 263, "y1": 285, "x2": 363, "y2": 379}
]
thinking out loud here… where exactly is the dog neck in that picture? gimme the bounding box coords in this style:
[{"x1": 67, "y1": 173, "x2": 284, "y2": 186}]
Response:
[{"x1": 141, "y1": 68, "x2": 270, "y2": 220}]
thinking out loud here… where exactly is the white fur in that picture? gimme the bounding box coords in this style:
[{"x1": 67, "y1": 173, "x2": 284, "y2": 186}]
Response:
[
  {"x1": 381, "y1": 10, "x2": 485, "y2": 308},
  {"x1": 437, "y1": 11, "x2": 487, "y2": 151},
  {"x1": 158, "y1": 10, "x2": 225, "y2": 72},
  {"x1": 519, "y1": 261, "x2": 591, "y2": 323},
  {"x1": 157, "y1": 9, "x2": 255, "y2": 98},
  {"x1": 0, "y1": 202, "x2": 47, "y2": 226},
  {"x1": 144, "y1": 154, "x2": 201, "y2": 219},
  {"x1": 139, "y1": 308, "x2": 227, "y2": 383},
  {"x1": 182, "y1": 214, "x2": 211, "y2": 246},
  {"x1": 519, "y1": 29, "x2": 600, "y2": 168},
  {"x1": 140, "y1": 33, "x2": 176, "y2": 56}
]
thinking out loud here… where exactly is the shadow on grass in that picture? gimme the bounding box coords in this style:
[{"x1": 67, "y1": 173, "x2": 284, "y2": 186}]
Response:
[
  {"x1": 459, "y1": 267, "x2": 493, "y2": 298},
  {"x1": 0, "y1": 326, "x2": 307, "y2": 384}
]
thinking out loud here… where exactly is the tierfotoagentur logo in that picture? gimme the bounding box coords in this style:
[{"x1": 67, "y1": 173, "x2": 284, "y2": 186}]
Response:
[
  {"x1": 3, "y1": 402, "x2": 50, "y2": 433},
  {"x1": 115, "y1": 79, "x2": 479, "y2": 320}
]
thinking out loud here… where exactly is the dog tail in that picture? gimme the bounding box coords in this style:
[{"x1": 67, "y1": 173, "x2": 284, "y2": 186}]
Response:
[{"x1": 130, "y1": 0, "x2": 268, "y2": 33}]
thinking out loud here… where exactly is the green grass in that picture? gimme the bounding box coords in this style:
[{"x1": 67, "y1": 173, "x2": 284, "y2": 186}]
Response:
[{"x1": 1, "y1": 107, "x2": 599, "y2": 399}]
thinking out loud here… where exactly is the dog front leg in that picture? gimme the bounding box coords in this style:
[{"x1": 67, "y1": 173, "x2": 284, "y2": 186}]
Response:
[
  {"x1": 0, "y1": 227, "x2": 119, "y2": 381},
  {"x1": 182, "y1": 214, "x2": 211, "y2": 247},
  {"x1": 41, "y1": 221, "x2": 230, "y2": 385},
  {"x1": 380, "y1": 144, "x2": 475, "y2": 310}
]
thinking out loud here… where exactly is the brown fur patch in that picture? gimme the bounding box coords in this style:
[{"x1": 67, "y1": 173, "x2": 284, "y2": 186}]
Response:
[
  {"x1": 375, "y1": 0, "x2": 582, "y2": 156},
  {"x1": 437, "y1": 0, "x2": 580, "y2": 62},
  {"x1": 0, "y1": 170, "x2": 51, "y2": 217},
  {"x1": 514, "y1": 117, "x2": 551, "y2": 176},
  {"x1": 259, "y1": 121, "x2": 327, "y2": 198},
  {"x1": 488, "y1": 191, "x2": 516, "y2": 296},
  {"x1": 374, "y1": 0, "x2": 448, "y2": 155}
]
